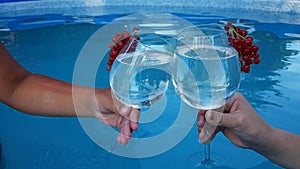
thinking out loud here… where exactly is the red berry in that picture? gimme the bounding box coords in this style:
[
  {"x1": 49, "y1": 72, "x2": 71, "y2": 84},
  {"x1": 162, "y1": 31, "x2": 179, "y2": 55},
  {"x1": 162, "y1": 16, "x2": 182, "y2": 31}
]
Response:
[
  {"x1": 251, "y1": 45, "x2": 259, "y2": 53},
  {"x1": 112, "y1": 37, "x2": 117, "y2": 43},
  {"x1": 106, "y1": 27, "x2": 140, "y2": 71},
  {"x1": 242, "y1": 55, "x2": 249, "y2": 60},
  {"x1": 242, "y1": 48, "x2": 250, "y2": 55},
  {"x1": 245, "y1": 40, "x2": 252, "y2": 46},
  {"x1": 232, "y1": 38, "x2": 241, "y2": 46},
  {"x1": 115, "y1": 41, "x2": 124, "y2": 49},
  {"x1": 245, "y1": 58, "x2": 253, "y2": 65},
  {"x1": 252, "y1": 53, "x2": 259, "y2": 59},
  {"x1": 224, "y1": 21, "x2": 261, "y2": 73},
  {"x1": 253, "y1": 58, "x2": 260, "y2": 64},
  {"x1": 107, "y1": 61, "x2": 113, "y2": 66},
  {"x1": 246, "y1": 36, "x2": 253, "y2": 41},
  {"x1": 136, "y1": 36, "x2": 140, "y2": 41},
  {"x1": 240, "y1": 30, "x2": 248, "y2": 37},
  {"x1": 123, "y1": 31, "x2": 130, "y2": 38},
  {"x1": 109, "y1": 57, "x2": 115, "y2": 62},
  {"x1": 235, "y1": 27, "x2": 241, "y2": 32},
  {"x1": 242, "y1": 65, "x2": 250, "y2": 73},
  {"x1": 110, "y1": 49, "x2": 118, "y2": 57},
  {"x1": 224, "y1": 25, "x2": 230, "y2": 31},
  {"x1": 236, "y1": 45, "x2": 242, "y2": 52}
]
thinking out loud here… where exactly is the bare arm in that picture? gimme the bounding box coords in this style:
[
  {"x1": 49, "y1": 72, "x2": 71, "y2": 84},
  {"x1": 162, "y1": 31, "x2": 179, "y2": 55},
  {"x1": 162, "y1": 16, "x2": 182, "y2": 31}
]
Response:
[
  {"x1": 0, "y1": 43, "x2": 139, "y2": 144},
  {"x1": 254, "y1": 127, "x2": 300, "y2": 169},
  {"x1": 0, "y1": 43, "x2": 92, "y2": 116}
]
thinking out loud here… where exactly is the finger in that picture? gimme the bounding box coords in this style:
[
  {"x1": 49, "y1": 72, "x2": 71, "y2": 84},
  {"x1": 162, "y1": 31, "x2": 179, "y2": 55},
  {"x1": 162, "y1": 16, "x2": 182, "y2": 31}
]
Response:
[
  {"x1": 197, "y1": 110, "x2": 206, "y2": 126},
  {"x1": 121, "y1": 118, "x2": 132, "y2": 137},
  {"x1": 111, "y1": 92, "x2": 131, "y2": 118},
  {"x1": 129, "y1": 108, "x2": 140, "y2": 131},
  {"x1": 205, "y1": 110, "x2": 239, "y2": 128},
  {"x1": 199, "y1": 128, "x2": 216, "y2": 144},
  {"x1": 198, "y1": 126, "x2": 203, "y2": 133},
  {"x1": 118, "y1": 106, "x2": 140, "y2": 131},
  {"x1": 111, "y1": 91, "x2": 140, "y2": 128},
  {"x1": 197, "y1": 113, "x2": 205, "y2": 127},
  {"x1": 223, "y1": 92, "x2": 242, "y2": 112},
  {"x1": 199, "y1": 129, "x2": 207, "y2": 143},
  {"x1": 117, "y1": 119, "x2": 132, "y2": 144},
  {"x1": 198, "y1": 109, "x2": 206, "y2": 115},
  {"x1": 205, "y1": 110, "x2": 223, "y2": 126},
  {"x1": 119, "y1": 105, "x2": 131, "y2": 118},
  {"x1": 117, "y1": 133, "x2": 131, "y2": 145},
  {"x1": 199, "y1": 122, "x2": 218, "y2": 143},
  {"x1": 199, "y1": 128, "x2": 219, "y2": 144},
  {"x1": 117, "y1": 134, "x2": 126, "y2": 144}
]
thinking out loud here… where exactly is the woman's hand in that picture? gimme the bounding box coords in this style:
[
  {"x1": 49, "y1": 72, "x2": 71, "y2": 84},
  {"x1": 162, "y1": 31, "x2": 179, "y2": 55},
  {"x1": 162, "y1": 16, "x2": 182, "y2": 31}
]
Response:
[
  {"x1": 198, "y1": 92, "x2": 272, "y2": 147},
  {"x1": 198, "y1": 92, "x2": 300, "y2": 169}
]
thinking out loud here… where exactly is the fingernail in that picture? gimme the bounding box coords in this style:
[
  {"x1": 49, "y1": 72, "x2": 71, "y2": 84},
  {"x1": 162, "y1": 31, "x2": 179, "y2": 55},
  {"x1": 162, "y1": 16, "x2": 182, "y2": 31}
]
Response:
[
  {"x1": 208, "y1": 110, "x2": 217, "y2": 120},
  {"x1": 205, "y1": 110, "x2": 213, "y2": 121},
  {"x1": 120, "y1": 106, "x2": 130, "y2": 115},
  {"x1": 198, "y1": 133, "x2": 206, "y2": 143},
  {"x1": 199, "y1": 131, "x2": 205, "y2": 139},
  {"x1": 206, "y1": 110, "x2": 220, "y2": 126}
]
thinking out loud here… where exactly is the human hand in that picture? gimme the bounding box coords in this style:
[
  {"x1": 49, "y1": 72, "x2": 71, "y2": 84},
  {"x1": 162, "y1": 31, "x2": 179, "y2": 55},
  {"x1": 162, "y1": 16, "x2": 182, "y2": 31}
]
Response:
[
  {"x1": 94, "y1": 88, "x2": 140, "y2": 145},
  {"x1": 198, "y1": 92, "x2": 272, "y2": 149}
]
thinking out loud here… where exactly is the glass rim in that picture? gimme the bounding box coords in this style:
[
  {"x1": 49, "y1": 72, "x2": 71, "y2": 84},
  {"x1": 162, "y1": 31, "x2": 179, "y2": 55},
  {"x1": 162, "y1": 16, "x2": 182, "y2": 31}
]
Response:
[
  {"x1": 178, "y1": 24, "x2": 226, "y2": 38},
  {"x1": 175, "y1": 44, "x2": 239, "y2": 60}
]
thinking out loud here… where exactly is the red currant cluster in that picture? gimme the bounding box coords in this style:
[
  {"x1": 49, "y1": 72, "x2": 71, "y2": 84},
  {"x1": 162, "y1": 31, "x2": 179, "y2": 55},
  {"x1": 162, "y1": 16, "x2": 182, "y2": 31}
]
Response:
[
  {"x1": 106, "y1": 27, "x2": 140, "y2": 71},
  {"x1": 224, "y1": 21, "x2": 260, "y2": 73}
]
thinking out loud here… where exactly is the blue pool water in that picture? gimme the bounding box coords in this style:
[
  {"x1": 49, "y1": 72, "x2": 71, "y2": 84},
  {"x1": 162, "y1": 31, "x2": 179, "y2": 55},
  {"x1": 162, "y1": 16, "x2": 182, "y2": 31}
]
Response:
[{"x1": 1, "y1": 1, "x2": 300, "y2": 169}]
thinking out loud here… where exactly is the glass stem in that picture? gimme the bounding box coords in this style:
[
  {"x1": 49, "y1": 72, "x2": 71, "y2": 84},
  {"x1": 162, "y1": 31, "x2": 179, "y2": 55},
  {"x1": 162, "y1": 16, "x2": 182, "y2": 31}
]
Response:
[{"x1": 204, "y1": 143, "x2": 211, "y2": 161}]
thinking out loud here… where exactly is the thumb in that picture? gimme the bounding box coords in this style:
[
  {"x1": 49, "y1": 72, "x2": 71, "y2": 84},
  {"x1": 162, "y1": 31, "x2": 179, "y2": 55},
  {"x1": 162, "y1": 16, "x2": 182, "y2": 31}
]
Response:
[
  {"x1": 205, "y1": 110, "x2": 238, "y2": 128},
  {"x1": 111, "y1": 92, "x2": 131, "y2": 116}
]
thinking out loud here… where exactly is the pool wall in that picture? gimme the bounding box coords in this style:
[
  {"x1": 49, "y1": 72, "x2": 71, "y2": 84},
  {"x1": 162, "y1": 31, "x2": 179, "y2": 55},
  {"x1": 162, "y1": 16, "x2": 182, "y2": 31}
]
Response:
[
  {"x1": 0, "y1": 0, "x2": 300, "y2": 14},
  {"x1": 1, "y1": 0, "x2": 300, "y2": 25}
]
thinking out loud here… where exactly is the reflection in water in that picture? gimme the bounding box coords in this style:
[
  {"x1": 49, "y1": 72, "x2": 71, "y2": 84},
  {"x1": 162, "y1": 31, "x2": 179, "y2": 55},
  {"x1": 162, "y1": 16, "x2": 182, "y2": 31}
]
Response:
[
  {"x1": 239, "y1": 30, "x2": 299, "y2": 111},
  {"x1": 197, "y1": 160, "x2": 282, "y2": 169},
  {"x1": 23, "y1": 144, "x2": 141, "y2": 169},
  {"x1": 247, "y1": 161, "x2": 282, "y2": 169}
]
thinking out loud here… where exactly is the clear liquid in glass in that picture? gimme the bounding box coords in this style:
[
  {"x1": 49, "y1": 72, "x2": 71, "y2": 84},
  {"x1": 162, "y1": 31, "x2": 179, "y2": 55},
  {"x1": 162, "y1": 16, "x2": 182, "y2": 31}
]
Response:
[
  {"x1": 172, "y1": 45, "x2": 240, "y2": 110},
  {"x1": 110, "y1": 51, "x2": 172, "y2": 108}
]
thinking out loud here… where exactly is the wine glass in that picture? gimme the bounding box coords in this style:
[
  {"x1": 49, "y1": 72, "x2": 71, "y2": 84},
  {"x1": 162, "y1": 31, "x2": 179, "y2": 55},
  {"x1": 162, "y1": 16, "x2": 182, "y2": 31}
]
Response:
[
  {"x1": 172, "y1": 25, "x2": 241, "y2": 168},
  {"x1": 109, "y1": 32, "x2": 173, "y2": 109}
]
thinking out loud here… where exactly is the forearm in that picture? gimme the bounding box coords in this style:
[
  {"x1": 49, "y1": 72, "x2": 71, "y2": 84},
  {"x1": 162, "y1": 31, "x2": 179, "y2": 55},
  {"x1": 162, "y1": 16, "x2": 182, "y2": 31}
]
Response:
[
  {"x1": 1, "y1": 43, "x2": 97, "y2": 117},
  {"x1": 5, "y1": 73, "x2": 94, "y2": 117},
  {"x1": 253, "y1": 127, "x2": 300, "y2": 169}
]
